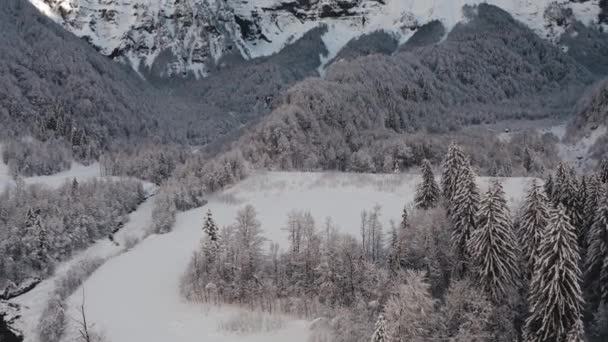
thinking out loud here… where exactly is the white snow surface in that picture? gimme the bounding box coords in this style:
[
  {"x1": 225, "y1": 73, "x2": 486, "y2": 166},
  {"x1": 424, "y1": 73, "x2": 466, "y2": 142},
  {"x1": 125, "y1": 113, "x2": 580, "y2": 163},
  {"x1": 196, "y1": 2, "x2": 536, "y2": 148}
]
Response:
[
  {"x1": 54, "y1": 171, "x2": 533, "y2": 342},
  {"x1": 29, "y1": 0, "x2": 604, "y2": 78}
]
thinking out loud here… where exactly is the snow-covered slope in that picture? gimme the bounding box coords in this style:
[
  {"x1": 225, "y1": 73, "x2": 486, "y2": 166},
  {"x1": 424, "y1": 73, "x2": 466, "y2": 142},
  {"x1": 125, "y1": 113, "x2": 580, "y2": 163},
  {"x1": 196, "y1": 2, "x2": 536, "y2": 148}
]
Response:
[
  {"x1": 51, "y1": 171, "x2": 533, "y2": 342},
  {"x1": 30, "y1": 0, "x2": 605, "y2": 78}
]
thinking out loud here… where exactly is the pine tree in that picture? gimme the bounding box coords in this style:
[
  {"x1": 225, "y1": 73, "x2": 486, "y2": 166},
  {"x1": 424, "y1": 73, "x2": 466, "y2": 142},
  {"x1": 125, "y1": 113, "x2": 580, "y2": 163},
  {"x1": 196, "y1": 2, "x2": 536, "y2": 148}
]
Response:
[
  {"x1": 525, "y1": 205, "x2": 584, "y2": 342},
  {"x1": 441, "y1": 142, "x2": 467, "y2": 207},
  {"x1": 202, "y1": 209, "x2": 220, "y2": 267},
  {"x1": 415, "y1": 159, "x2": 441, "y2": 210},
  {"x1": 468, "y1": 181, "x2": 520, "y2": 302},
  {"x1": 544, "y1": 174, "x2": 554, "y2": 201},
  {"x1": 599, "y1": 155, "x2": 608, "y2": 184},
  {"x1": 370, "y1": 314, "x2": 389, "y2": 342},
  {"x1": 553, "y1": 163, "x2": 584, "y2": 242},
  {"x1": 518, "y1": 180, "x2": 550, "y2": 279},
  {"x1": 586, "y1": 185, "x2": 608, "y2": 304},
  {"x1": 584, "y1": 176, "x2": 603, "y2": 234},
  {"x1": 387, "y1": 223, "x2": 400, "y2": 273},
  {"x1": 202, "y1": 209, "x2": 220, "y2": 248},
  {"x1": 576, "y1": 176, "x2": 589, "y2": 258},
  {"x1": 400, "y1": 206, "x2": 408, "y2": 231},
  {"x1": 450, "y1": 162, "x2": 480, "y2": 276},
  {"x1": 523, "y1": 147, "x2": 533, "y2": 173}
]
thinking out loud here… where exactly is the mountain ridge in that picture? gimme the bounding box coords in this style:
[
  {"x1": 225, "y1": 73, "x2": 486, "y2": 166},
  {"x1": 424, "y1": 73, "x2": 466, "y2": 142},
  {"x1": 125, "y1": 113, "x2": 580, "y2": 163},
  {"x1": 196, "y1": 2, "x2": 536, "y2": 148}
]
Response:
[{"x1": 30, "y1": 0, "x2": 608, "y2": 79}]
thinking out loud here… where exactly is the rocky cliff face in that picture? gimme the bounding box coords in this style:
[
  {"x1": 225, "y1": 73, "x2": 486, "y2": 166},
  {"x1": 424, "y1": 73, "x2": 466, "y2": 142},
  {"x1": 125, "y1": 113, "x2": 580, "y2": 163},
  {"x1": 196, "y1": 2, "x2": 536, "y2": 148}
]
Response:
[{"x1": 30, "y1": 0, "x2": 607, "y2": 79}]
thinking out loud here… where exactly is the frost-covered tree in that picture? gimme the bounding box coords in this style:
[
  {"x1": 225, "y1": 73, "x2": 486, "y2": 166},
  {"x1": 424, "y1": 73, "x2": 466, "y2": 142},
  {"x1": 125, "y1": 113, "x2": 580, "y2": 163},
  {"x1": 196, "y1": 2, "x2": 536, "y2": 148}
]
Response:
[
  {"x1": 450, "y1": 162, "x2": 480, "y2": 276},
  {"x1": 544, "y1": 174, "x2": 554, "y2": 201},
  {"x1": 415, "y1": 159, "x2": 440, "y2": 210},
  {"x1": 387, "y1": 222, "x2": 400, "y2": 273},
  {"x1": 525, "y1": 205, "x2": 584, "y2": 342},
  {"x1": 234, "y1": 205, "x2": 265, "y2": 285},
  {"x1": 384, "y1": 271, "x2": 435, "y2": 341},
  {"x1": 202, "y1": 209, "x2": 220, "y2": 248},
  {"x1": 518, "y1": 180, "x2": 550, "y2": 279},
  {"x1": 584, "y1": 176, "x2": 603, "y2": 234},
  {"x1": 151, "y1": 192, "x2": 177, "y2": 234},
  {"x1": 370, "y1": 314, "x2": 389, "y2": 342},
  {"x1": 590, "y1": 303, "x2": 608, "y2": 342},
  {"x1": 468, "y1": 181, "x2": 520, "y2": 302},
  {"x1": 441, "y1": 142, "x2": 467, "y2": 206},
  {"x1": 599, "y1": 156, "x2": 608, "y2": 184},
  {"x1": 586, "y1": 185, "x2": 608, "y2": 305},
  {"x1": 431, "y1": 279, "x2": 494, "y2": 342}
]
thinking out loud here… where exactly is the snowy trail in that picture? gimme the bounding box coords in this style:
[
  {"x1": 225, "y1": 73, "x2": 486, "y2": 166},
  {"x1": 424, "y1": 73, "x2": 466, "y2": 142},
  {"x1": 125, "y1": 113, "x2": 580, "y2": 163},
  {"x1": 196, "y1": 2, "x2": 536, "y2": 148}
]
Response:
[
  {"x1": 57, "y1": 171, "x2": 533, "y2": 342},
  {"x1": 12, "y1": 194, "x2": 157, "y2": 342}
]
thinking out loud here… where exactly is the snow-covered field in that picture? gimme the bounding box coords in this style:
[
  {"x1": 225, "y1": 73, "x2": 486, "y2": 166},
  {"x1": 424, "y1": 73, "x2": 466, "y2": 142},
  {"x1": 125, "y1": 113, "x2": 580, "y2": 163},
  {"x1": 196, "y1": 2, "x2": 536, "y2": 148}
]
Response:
[{"x1": 54, "y1": 171, "x2": 534, "y2": 342}]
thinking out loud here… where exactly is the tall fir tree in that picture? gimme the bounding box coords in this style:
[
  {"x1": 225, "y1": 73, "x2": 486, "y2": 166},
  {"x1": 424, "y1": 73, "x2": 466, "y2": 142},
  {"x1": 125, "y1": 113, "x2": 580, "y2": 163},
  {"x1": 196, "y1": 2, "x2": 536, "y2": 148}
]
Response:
[
  {"x1": 441, "y1": 142, "x2": 467, "y2": 208},
  {"x1": 584, "y1": 176, "x2": 603, "y2": 233},
  {"x1": 586, "y1": 185, "x2": 608, "y2": 305},
  {"x1": 468, "y1": 181, "x2": 520, "y2": 302},
  {"x1": 544, "y1": 174, "x2": 554, "y2": 201},
  {"x1": 370, "y1": 314, "x2": 389, "y2": 342},
  {"x1": 387, "y1": 224, "x2": 400, "y2": 273},
  {"x1": 599, "y1": 155, "x2": 608, "y2": 184},
  {"x1": 415, "y1": 159, "x2": 441, "y2": 210},
  {"x1": 524, "y1": 205, "x2": 584, "y2": 342},
  {"x1": 202, "y1": 209, "x2": 220, "y2": 248},
  {"x1": 450, "y1": 162, "x2": 480, "y2": 276},
  {"x1": 553, "y1": 163, "x2": 583, "y2": 244},
  {"x1": 400, "y1": 206, "x2": 408, "y2": 231},
  {"x1": 576, "y1": 176, "x2": 590, "y2": 259},
  {"x1": 518, "y1": 180, "x2": 550, "y2": 279},
  {"x1": 202, "y1": 209, "x2": 220, "y2": 267}
]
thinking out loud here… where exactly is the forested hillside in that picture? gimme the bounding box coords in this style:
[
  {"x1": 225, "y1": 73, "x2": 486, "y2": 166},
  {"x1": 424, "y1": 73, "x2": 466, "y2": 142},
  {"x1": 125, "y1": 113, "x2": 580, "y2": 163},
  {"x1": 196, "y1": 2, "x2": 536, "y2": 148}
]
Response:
[
  {"x1": 232, "y1": 4, "x2": 607, "y2": 173},
  {"x1": 0, "y1": 0, "x2": 325, "y2": 175}
]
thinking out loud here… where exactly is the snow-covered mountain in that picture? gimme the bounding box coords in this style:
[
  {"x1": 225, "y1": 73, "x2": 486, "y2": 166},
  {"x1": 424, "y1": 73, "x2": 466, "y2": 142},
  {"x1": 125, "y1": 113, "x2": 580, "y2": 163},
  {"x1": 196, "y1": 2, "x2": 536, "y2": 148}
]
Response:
[{"x1": 26, "y1": 0, "x2": 608, "y2": 78}]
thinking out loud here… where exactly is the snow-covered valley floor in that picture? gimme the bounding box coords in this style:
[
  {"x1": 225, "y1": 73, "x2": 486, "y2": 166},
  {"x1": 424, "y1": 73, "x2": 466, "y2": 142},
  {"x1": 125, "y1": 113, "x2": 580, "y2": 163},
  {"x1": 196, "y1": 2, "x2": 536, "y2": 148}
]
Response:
[{"x1": 51, "y1": 171, "x2": 534, "y2": 342}]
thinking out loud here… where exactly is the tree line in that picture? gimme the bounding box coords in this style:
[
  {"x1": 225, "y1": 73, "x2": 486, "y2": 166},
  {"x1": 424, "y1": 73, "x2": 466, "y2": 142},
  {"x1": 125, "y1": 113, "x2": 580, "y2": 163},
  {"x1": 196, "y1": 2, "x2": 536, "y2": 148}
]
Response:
[
  {"x1": 0, "y1": 178, "x2": 145, "y2": 291},
  {"x1": 181, "y1": 145, "x2": 608, "y2": 342}
]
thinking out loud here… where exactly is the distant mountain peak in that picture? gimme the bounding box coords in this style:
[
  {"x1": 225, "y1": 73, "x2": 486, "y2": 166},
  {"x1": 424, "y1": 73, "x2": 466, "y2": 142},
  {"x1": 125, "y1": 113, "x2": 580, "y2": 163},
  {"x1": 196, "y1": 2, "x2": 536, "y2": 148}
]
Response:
[{"x1": 30, "y1": 0, "x2": 607, "y2": 79}]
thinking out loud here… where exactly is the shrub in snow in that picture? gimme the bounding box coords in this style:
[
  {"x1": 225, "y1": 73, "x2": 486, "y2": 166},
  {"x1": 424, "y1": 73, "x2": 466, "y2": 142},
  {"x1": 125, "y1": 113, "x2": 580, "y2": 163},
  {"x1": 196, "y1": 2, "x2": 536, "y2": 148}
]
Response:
[
  {"x1": 218, "y1": 310, "x2": 285, "y2": 334},
  {"x1": 37, "y1": 294, "x2": 66, "y2": 342},
  {"x1": 54, "y1": 257, "x2": 105, "y2": 300}
]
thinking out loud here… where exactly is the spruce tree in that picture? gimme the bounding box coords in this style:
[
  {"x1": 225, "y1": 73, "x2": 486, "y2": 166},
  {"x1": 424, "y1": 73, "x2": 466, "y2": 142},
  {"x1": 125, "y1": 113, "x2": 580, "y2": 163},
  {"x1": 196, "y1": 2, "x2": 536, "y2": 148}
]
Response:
[
  {"x1": 599, "y1": 155, "x2": 608, "y2": 184},
  {"x1": 584, "y1": 176, "x2": 603, "y2": 233},
  {"x1": 202, "y1": 209, "x2": 220, "y2": 267},
  {"x1": 544, "y1": 174, "x2": 554, "y2": 202},
  {"x1": 441, "y1": 142, "x2": 467, "y2": 207},
  {"x1": 450, "y1": 162, "x2": 480, "y2": 276},
  {"x1": 586, "y1": 185, "x2": 608, "y2": 304},
  {"x1": 518, "y1": 180, "x2": 550, "y2": 279},
  {"x1": 370, "y1": 314, "x2": 389, "y2": 342},
  {"x1": 400, "y1": 206, "x2": 408, "y2": 227},
  {"x1": 525, "y1": 205, "x2": 584, "y2": 342},
  {"x1": 469, "y1": 181, "x2": 520, "y2": 302},
  {"x1": 388, "y1": 225, "x2": 400, "y2": 273},
  {"x1": 415, "y1": 159, "x2": 441, "y2": 210},
  {"x1": 202, "y1": 209, "x2": 219, "y2": 248},
  {"x1": 553, "y1": 163, "x2": 583, "y2": 242}
]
